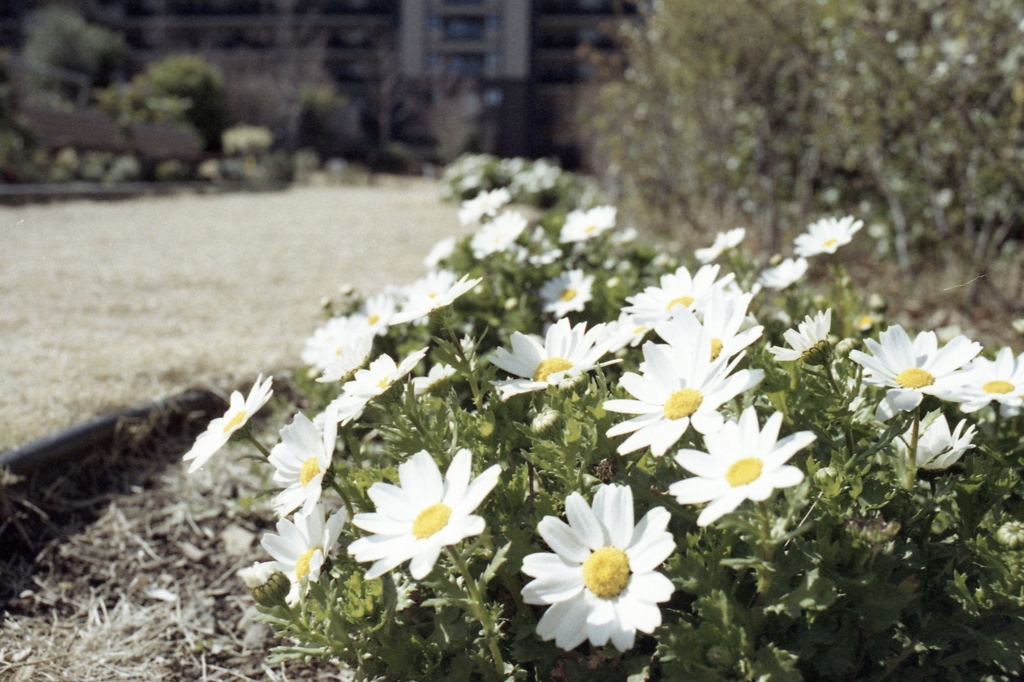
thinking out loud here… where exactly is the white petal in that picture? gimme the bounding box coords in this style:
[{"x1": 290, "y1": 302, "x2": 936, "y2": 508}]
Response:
[
  {"x1": 409, "y1": 542, "x2": 443, "y2": 580},
  {"x1": 538, "y1": 516, "x2": 591, "y2": 564},
  {"x1": 592, "y1": 485, "x2": 634, "y2": 548},
  {"x1": 565, "y1": 493, "x2": 604, "y2": 550},
  {"x1": 535, "y1": 593, "x2": 589, "y2": 651}
]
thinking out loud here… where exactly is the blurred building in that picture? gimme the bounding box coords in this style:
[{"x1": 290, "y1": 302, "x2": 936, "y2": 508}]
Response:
[{"x1": 0, "y1": 0, "x2": 637, "y2": 164}]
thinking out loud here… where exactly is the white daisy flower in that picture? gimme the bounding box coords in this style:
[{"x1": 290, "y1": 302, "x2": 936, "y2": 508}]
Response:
[
  {"x1": 768, "y1": 309, "x2": 832, "y2": 363},
  {"x1": 391, "y1": 271, "x2": 483, "y2": 325},
  {"x1": 349, "y1": 449, "x2": 501, "y2": 580},
  {"x1": 424, "y1": 236, "x2": 457, "y2": 269},
  {"x1": 302, "y1": 316, "x2": 365, "y2": 371},
  {"x1": 695, "y1": 227, "x2": 746, "y2": 264},
  {"x1": 316, "y1": 330, "x2": 374, "y2": 383},
  {"x1": 603, "y1": 313, "x2": 652, "y2": 353},
  {"x1": 895, "y1": 412, "x2": 976, "y2": 470},
  {"x1": 325, "y1": 347, "x2": 430, "y2": 424},
  {"x1": 357, "y1": 293, "x2": 397, "y2": 335},
  {"x1": 559, "y1": 205, "x2": 617, "y2": 243},
  {"x1": 622, "y1": 264, "x2": 735, "y2": 327},
  {"x1": 539, "y1": 269, "x2": 594, "y2": 319},
  {"x1": 489, "y1": 318, "x2": 613, "y2": 400},
  {"x1": 757, "y1": 257, "x2": 809, "y2": 291},
  {"x1": 261, "y1": 501, "x2": 348, "y2": 604},
  {"x1": 520, "y1": 484, "x2": 675, "y2": 652},
  {"x1": 268, "y1": 408, "x2": 338, "y2": 518},
  {"x1": 670, "y1": 407, "x2": 815, "y2": 526},
  {"x1": 849, "y1": 325, "x2": 981, "y2": 421},
  {"x1": 471, "y1": 209, "x2": 528, "y2": 259},
  {"x1": 656, "y1": 289, "x2": 762, "y2": 362},
  {"x1": 605, "y1": 330, "x2": 763, "y2": 456},
  {"x1": 413, "y1": 362, "x2": 458, "y2": 395},
  {"x1": 793, "y1": 215, "x2": 863, "y2": 257},
  {"x1": 183, "y1": 375, "x2": 273, "y2": 473},
  {"x1": 458, "y1": 187, "x2": 512, "y2": 226},
  {"x1": 955, "y1": 347, "x2": 1024, "y2": 416},
  {"x1": 237, "y1": 561, "x2": 277, "y2": 590}
]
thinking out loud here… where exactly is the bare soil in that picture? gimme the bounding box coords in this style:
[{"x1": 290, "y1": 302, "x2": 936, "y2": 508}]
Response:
[{"x1": 0, "y1": 177, "x2": 465, "y2": 451}]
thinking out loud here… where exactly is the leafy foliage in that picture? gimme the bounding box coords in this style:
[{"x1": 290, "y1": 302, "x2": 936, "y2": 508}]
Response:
[
  {"x1": 586, "y1": 0, "x2": 1024, "y2": 278},
  {"x1": 210, "y1": 177, "x2": 1024, "y2": 680}
]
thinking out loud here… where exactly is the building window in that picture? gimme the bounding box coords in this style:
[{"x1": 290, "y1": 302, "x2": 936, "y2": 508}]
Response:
[
  {"x1": 443, "y1": 16, "x2": 485, "y2": 41},
  {"x1": 448, "y1": 53, "x2": 485, "y2": 77}
]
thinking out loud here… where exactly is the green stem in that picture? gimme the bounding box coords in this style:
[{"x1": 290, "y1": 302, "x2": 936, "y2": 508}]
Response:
[
  {"x1": 242, "y1": 432, "x2": 272, "y2": 459},
  {"x1": 329, "y1": 477, "x2": 355, "y2": 520},
  {"x1": 445, "y1": 325, "x2": 484, "y2": 410},
  {"x1": 446, "y1": 546, "x2": 505, "y2": 679},
  {"x1": 904, "y1": 409, "x2": 921, "y2": 490},
  {"x1": 993, "y1": 404, "x2": 1002, "y2": 436},
  {"x1": 755, "y1": 501, "x2": 775, "y2": 602}
]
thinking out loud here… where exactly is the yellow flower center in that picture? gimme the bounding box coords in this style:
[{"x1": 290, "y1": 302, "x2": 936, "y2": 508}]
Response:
[
  {"x1": 377, "y1": 377, "x2": 391, "y2": 389},
  {"x1": 533, "y1": 357, "x2": 574, "y2": 382},
  {"x1": 857, "y1": 315, "x2": 874, "y2": 329},
  {"x1": 895, "y1": 368, "x2": 935, "y2": 389},
  {"x1": 560, "y1": 287, "x2": 578, "y2": 302},
  {"x1": 983, "y1": 380, "x2": 1014, "y2": 394},
  {"x1": 584, "y1": 224, "x2": 598, "y2": 234},
  {"x1": 726, "y1": 457, "x2": 763, "y2": 487},
  {"x1": 411, "y1": 503, "x2": 452, "y2": 539},
  {"x1": 822, "y1": 238, "x2": 838, "y2": 248},
  {"x1": 664, "y1": 388, "x2": 703, "y2": 420},
  {"x1": 367, "y1": 314, "x2": 380, "y2": 325},
  {"x1": 582, "y1": 547, "x2": 631, "y2": 599},
  {"x1": 665, "y1": 295, "x2": 695, "y2": 311},
  {"x1": 223, "y1": 410, "x2": 247, "y2": 434},
  {"x1": 710, "y1": 338, "x2": 724, "y2": 361},
  {"x1": 295, "y1": 546, "x2": 320, "y2": 580},
  {"x1": 299, "y1": 457, "x2": 321, "y2": 486}
]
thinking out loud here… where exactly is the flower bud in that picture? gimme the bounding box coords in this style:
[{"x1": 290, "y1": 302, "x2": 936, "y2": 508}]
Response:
[
  {"x1": 996, "y1": 520, "x2": 1024, "y2": 550},
  {"x1": 531, "y1": 408, "x2": 563, "y2": 439},
  {"x1": 557, "y1": 370, "x2": 590, "y2": 392},
  {"x1": 813, "y1": 466, "x2": 838, "y2": 484},
  {"x1": 705, "y1": 645, "x2": 735, "y2": 668},
  {"x1": 868, "y1": 293, "x2": 888, "y2": 313},
  {"x1": 239, "y1": 562, "x2": 290, "y2": 607},
  {"x1": 835, "y1": 337, "x2": 859, "y2": 358},
  {"x1": 847, "y1": 517, "x2": 900, "y2": 546},
  {"x1": 590, "y1": 458, "x2": 616, "y2": 483},
  {"x1": 504, "y1": 297, "x2": 518, "y2": 311}
]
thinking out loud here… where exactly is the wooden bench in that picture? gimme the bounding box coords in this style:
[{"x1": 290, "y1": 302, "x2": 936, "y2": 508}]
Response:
[{"x1": 20, "y1": 104, "x2": 204, "y2": 161}]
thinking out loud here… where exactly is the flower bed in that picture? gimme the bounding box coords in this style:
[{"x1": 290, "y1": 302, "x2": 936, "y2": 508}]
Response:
[{"x1": 183, "y1": 180, "x2": 1024, "y2": 680}]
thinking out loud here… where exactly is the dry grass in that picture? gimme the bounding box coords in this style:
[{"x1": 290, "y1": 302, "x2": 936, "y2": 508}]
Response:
[
  {"x1": 1, "y1": 407, "x2": 350, "y2": 681},
  {"x1": 0, "y1": 178, "x2": 467, "y2": 451}
]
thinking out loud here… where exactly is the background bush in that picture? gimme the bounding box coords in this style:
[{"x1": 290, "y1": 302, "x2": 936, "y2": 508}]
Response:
[
  {"x1": 145, "y1": 55, "x2": 228, "y2": 152},
  {"x1": 22, "y1": 6, "x2": 126, "y2": 96},
  {"x1": 586, "y1": 0, "x2": 1024, "y2": 285}
]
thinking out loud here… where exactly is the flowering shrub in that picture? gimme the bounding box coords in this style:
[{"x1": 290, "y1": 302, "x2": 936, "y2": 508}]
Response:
[
  {"x1": 186, "y1": 186, "x2": 1024, "y2": 680},
  {"x1": 440, "y1": 153, "x2": 601, "y2": 211}
]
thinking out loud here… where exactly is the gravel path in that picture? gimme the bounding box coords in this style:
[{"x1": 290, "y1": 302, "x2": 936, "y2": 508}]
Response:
[{"x1": 0, "y1": 178, "x2": 465, "y2": 451}]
